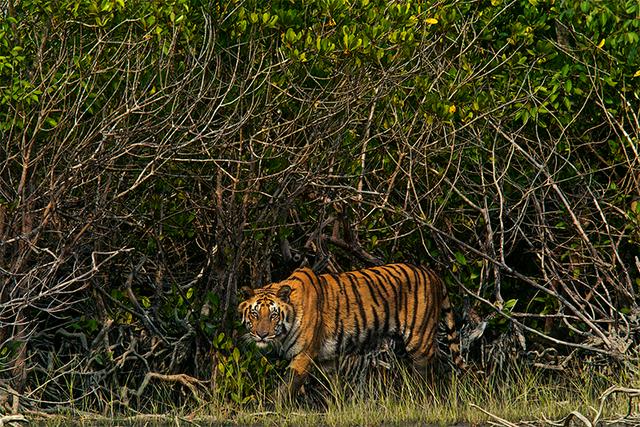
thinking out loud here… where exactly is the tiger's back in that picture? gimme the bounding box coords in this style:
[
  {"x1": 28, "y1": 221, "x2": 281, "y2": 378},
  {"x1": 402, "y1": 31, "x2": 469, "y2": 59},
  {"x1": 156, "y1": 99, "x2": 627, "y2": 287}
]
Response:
[{"x1": 239, "y1": 263, "x2": 466, "y2": 395}]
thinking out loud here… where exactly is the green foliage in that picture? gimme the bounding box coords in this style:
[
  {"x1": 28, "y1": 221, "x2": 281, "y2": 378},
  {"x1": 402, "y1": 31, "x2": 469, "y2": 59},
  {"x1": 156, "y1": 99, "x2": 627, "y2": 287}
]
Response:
[{"x1": 211, "y1": 331, "x2": 282, "y2": 405}]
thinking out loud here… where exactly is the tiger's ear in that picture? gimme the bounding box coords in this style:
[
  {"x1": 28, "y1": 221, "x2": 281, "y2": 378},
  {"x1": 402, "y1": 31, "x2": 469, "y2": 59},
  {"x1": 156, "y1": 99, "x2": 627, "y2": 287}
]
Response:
[
  {"x1": 237, "y1": 300, "x2": 247, "y2": 315},
  {"x1": 239, "y1": 286, "x2": 254, "y2": 300},
  {"x1": 277, "y1": 285, "x2": 292, "y2": 303}
]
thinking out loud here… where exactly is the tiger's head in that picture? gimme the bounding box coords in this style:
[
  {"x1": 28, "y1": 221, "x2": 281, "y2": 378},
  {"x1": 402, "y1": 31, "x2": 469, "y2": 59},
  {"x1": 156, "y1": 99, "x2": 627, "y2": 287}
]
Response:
[{"x1": 238, "y1": 284, "x2": 293, "y2": 349}]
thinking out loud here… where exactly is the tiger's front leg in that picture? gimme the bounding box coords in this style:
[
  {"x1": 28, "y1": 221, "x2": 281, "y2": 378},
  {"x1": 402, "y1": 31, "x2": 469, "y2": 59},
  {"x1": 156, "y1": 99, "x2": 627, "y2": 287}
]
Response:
[{"x1": 277, "y1": 352, "x2": 314, "y2": 402}]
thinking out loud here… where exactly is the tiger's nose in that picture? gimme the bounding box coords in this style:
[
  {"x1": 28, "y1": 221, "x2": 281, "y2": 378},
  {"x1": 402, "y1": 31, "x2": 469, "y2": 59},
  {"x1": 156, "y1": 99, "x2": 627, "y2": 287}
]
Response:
[{"x1": 257, "y1": 331, "x2": 269, "y2": 339}]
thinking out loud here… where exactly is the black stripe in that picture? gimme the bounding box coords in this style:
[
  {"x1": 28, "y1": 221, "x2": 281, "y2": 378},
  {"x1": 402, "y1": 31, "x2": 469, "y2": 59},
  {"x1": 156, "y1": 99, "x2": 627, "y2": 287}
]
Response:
[
  {"x1": 390, "y1": 263, "x2": 411, "y2": 281},
  {"x1": 368, "y1": 269, "x2": 392, "y2": 335},
  {"x1": 299, "y1": 270, "x2": 322, "y2": 315},
  {"x1": 341, "y1": 273, "x2": 367, "y2": 324},
  {"x1": 301, "y1": 270, "x2": 326, "y2": 350},
  {"x1": 370, "y1": 309, "x2": 380, "y2": 347},
  {"x1": 380, "y1": 265, "x2": 403, "y2": 334},
  {"x1": 363, "y1": 322, "x2": 372, "y2": 350},
  {"x1": 367, "y1": 268, "x2": 397, "y2": 300},
  {"x1": 416, "y1": 301, "x2": 437, "y2": 353},
  {"x1": 286, "y1": 304, "x2": 297, "y2": 331},
  {"x1": 336, "y1": 273, "x2": 351, "y2": 315},
  {"x1": 297, "y1": 268, "x2": 316, "y2": 283},
  {"x1": 412, "y1": 320, "x2": 436, "y2": 357},
  {"x1": 379, "y1": 292, "x2": 391, "y2": 337},
  {"x1": 404, "y1": 265, "x2": 414, "y2": 292},
  {"x1": 357, "y1": 271, "x2": 381, "y2": 308},
  {"x1": 289, "y1": 276, "x2": 305, "y2": 285},
  {"x1": 351, "y1": 278, "x2": 368, "y2": 343},
  {"x1": 340, "y1": 273, "x2": 359, "y2": 353},
  {"x1": 423, "y1": 319, "x2": 438, "y2": 355},
  {"x1": 391, "y1": 264, "x2": 409, "y2": 335},
  {"x1": 283, "y1": 321, "x2": 302, "y2": 355},
  {"x1": 361, "y1": 270, "x2": 385, "y2": 305},
  {"x1": 402, "y1": 280, "x2": 419, "y2": 348},
  {"x1": 369, "y1": 268, "x2": 391, "y2": 298},
  {"x1": 398, "y1": 264, "x2": 419, "y2": 340},
  {"x1": 412, "y1": 267, "x2": 432, "y2": 350},
  {"x1": 350, "y1": 313, "x2": 361, "y2": 353},
  {"x1": 330, "y1": 276, "x2": 341, "y2": 345},
  {"x1": 319, "y1": 273, "x2": 330, "y2": 316}
]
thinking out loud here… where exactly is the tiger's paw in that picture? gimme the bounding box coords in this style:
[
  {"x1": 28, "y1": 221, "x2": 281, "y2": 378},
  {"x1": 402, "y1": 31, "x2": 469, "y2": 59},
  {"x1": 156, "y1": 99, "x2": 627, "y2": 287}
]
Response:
[{"x1": 273, "y1": 383, "x2": 307, "y2": 406}]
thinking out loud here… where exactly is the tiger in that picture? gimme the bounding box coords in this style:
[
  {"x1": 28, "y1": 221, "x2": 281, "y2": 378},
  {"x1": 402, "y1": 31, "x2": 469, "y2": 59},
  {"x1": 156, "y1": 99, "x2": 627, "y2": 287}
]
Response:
[{"x1": 237, "y1": 263, "x2": 466, "y2": 396}]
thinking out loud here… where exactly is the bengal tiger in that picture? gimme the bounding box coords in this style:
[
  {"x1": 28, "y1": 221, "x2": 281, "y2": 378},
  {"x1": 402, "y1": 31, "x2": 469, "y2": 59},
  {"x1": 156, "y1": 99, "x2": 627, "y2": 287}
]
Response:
[{"x1": 238, "y1": 263, "x2": 466, "y2": 396}]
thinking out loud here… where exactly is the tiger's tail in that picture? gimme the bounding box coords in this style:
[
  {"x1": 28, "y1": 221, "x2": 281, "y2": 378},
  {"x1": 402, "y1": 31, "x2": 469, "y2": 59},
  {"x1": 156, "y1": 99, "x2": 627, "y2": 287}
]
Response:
[{"x1": 441, "y1": 285, "x2": 467, "y2": 371}]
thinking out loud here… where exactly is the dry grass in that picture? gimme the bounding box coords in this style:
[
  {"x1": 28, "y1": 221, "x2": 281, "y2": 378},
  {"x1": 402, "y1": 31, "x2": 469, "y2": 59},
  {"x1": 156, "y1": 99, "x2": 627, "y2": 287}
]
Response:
[
  {"x1": 218, "y1": 362, "x2": 640, "y2": 426},
  {"x1": 28, "y1": 362, "x2": 640, "y2": 426}
]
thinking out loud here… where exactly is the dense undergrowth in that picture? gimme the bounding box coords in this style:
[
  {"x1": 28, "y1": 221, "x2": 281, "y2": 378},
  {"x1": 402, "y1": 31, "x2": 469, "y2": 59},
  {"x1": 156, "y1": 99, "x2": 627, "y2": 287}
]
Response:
[{"x1": 1, "y1": 0, "x2": 639, "y2": 418}]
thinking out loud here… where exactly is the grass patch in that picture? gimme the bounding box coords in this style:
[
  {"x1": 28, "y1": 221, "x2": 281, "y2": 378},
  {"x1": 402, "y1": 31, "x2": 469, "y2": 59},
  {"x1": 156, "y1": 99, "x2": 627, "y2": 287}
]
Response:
[
  {"x1": 194, "y1": 360, "x2": 638, "y2": 426},
  {"x1": 28, "y1": 361, "x2": 640, "y2": 426}
]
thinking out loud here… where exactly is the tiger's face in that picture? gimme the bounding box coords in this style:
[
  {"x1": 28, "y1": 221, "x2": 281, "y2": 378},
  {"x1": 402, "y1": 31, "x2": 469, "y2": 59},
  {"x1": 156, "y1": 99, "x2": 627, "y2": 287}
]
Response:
[{"x1": 238, "y1": 285, "x2": 293, "y2": 349}]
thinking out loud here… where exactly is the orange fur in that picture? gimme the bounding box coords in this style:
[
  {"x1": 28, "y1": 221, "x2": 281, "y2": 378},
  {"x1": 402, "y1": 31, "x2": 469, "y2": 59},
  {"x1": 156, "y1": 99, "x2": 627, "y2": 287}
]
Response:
[{"x1": 238, "y1": 263, "x2": 466, "y2": 395}]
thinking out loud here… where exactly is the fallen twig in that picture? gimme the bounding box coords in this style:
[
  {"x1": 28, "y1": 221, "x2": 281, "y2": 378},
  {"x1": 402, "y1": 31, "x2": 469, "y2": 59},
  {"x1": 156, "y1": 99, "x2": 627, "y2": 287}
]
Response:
[
  {"x1": 593, "y1": 386, "x2": 640, "y2": 425},
  {"x1": 470, "y1": 402, "x2": 520, "y2": 427},
  {"x1": 545, "y1": 385, "x2": 640, "y2": 426},
  {"x1": 134, "y1": 372, "x2": 207, "y2": 403}
]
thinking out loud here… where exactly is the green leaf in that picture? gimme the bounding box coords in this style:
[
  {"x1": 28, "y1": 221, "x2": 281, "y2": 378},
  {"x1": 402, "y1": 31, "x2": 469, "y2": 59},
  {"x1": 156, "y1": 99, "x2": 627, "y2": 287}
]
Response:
[
  {"x1": 564, "y1": 80, "x2": 572, "y2": 93},
  {"x1": 503, "y1": 299, "x2": 518, "y2": 311},
  {"x1": 286, "y1": 28, "x2": 297, "y2": 44},
  {"x1": 44, "y1": 117, "x2": 58, "y2": 128},
  {"x1": 454, "y1": 252, "x2": 467, "y2": 266}
]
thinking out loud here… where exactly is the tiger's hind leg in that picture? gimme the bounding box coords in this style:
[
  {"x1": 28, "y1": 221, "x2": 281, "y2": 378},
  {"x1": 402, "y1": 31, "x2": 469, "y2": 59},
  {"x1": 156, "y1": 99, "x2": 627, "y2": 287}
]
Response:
[
  {"x1": 407, "y1": 346, "x2": 438, "y2": 386},
  {"x1": 403, "y1": 321, "x2": 439, "y2": 368},
  {"x1": 400, "y1": 324, "x2": 440, "y2": 384}
]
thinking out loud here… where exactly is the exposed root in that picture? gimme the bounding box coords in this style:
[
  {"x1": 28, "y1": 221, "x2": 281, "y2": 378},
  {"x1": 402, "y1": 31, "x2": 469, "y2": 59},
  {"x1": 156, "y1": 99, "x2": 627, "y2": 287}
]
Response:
[
  {"x1": 545, "y1": 386, "x2": 640, "y2": 426},
  {"x1": 0, "y1": 414, "x2": 29, "y2": 426},
  {"x1": 134, "y1": 372, "x2": 207, "y2": 404}
]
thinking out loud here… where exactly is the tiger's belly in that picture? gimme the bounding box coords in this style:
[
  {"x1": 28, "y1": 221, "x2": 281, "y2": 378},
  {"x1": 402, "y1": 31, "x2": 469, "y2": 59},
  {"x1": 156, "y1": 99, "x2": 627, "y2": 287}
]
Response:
[
  {"x1": 317, "y1": 328, "x2": 397, "y2": 361},
  {"x1": 318, "y1": 337, "x2": 339, "y2": 360}
]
